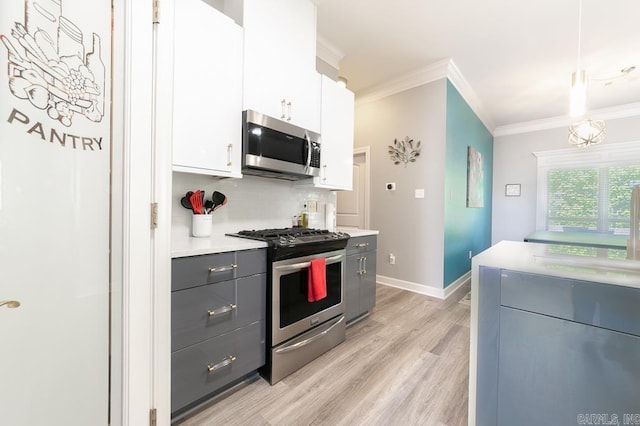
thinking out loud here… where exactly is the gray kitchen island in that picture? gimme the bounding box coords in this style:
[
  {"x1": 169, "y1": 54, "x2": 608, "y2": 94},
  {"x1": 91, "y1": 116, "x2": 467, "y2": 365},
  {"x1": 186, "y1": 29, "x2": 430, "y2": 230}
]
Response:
[{"x1": 469, "y1": 240, "x2": 640, "y2": 426}]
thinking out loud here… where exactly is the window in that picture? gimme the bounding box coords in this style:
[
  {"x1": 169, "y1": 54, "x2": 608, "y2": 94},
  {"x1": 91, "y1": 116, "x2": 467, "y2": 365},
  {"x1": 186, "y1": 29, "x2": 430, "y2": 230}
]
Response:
[{"x1": 535, "y1": 142, "x2": 640, "y2": 235}]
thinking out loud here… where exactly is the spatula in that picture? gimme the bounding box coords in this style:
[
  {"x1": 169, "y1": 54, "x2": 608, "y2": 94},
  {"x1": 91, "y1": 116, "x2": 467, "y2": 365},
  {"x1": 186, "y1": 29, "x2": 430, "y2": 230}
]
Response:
[
  {"x1": 189, "y1": 190, "x2": 203, "y2": 214},
  {"x1": 211, "y1": 191, "x2": 228, "y2": 212}
]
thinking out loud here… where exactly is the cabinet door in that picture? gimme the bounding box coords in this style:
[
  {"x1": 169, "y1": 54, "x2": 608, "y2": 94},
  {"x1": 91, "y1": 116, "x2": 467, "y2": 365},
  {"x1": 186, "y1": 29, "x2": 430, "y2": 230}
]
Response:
[
  {"x1": 497, "y1": 306, "x2": 640, "y2": 426},
  {"x1": 315, "y1": 75, "x2": 354, "y2": 190},
  {"x1": 242, "y1": 0, "x2": 320, "y2": 132},
  {"x1": 345, "y1": 253, "x2": 361, "y2": 323},
  {"x1": 359, "y1": 251, "x2": 376, "y2": 313},
  {"x1": 172, "y1": 0, "x2": 242, "y2": 177}
]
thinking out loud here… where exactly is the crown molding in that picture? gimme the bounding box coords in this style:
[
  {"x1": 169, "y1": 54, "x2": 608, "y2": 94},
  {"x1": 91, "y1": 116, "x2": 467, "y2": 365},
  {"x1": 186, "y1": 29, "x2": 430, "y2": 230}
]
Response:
[
  {"x1": 316, "y1": 35, "x2": 344, "y2": 70},
  {"x1": 446, "y1": 60, "x2": 495, "y2": 132},
  {"x1": 355, "y1": 58, "x2": 449, "y2": 106},
  {"x1": 493, "y1": 102, "x2": 640, "y2": 137},
  {"x1": 354, "y1": 58, "x2": 495, "y2": 133}
]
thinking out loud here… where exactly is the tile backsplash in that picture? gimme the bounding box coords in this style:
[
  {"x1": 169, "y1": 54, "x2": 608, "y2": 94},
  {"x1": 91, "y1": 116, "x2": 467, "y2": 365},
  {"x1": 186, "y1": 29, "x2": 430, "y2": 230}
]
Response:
[{"x1": 172, "y1": 172, "x2": 337, "y2": 236}]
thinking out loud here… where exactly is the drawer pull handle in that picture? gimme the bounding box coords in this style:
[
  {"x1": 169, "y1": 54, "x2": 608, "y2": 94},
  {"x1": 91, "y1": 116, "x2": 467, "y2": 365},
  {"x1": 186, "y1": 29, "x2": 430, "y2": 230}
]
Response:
[
  {"x1": 354, "y1": 243, "x2": 369, "y2": 248},
  {"x1": 206, "y1": 355, "x2": 236, "y2": 373},
  {"x1": 0, "y1": 300, "x2": 21, "y2": 309},
  {"x1": 208, "y1": 264, "x2": 237, "y2": 273},
  {"x1": 226, "y1": 144, "x2": 233, "y2": 167},
  {"x1": 207, "y1": 304, "x2": 237, "y2": 318},
  {"x1": 362, "y1": 256, "x2": 367, "y2": 275}
]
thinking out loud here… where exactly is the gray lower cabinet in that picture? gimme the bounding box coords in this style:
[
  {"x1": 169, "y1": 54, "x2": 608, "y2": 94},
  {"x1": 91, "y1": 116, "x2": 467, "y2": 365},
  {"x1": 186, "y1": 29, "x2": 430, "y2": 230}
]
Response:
[
  {"x1": 171, "y1": 248, "x2": 267, "y2": 416},
  {"x1": 345, "y1": 235, "x2": 377, "y2": 324},
  {"x1": 476, "y1": 267, "x2": 640, "y2": 426}
]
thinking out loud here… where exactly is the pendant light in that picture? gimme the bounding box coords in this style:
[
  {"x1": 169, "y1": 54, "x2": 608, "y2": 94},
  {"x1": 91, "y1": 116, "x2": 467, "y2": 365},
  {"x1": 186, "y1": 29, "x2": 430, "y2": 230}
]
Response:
[{"x1": 568, "y1": 0, "x2": 605, "y2": 147}]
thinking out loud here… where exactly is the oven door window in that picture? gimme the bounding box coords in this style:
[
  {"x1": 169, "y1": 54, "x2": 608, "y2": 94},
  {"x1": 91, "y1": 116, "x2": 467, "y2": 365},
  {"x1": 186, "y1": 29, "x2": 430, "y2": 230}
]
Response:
[{"x1": 279, "y1": 262, "x2": 342, "y2": 328}]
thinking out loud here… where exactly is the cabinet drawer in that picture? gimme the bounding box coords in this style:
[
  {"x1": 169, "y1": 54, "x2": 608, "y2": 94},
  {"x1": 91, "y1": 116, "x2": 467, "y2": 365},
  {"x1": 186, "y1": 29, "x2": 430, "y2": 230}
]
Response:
[
  {"x1": 172, "y1": 249, "x2": 266, "y2": 291},
  {"x1": 172, "y1": 274, "x2": 266, "y2": 352},
  {"x1": 346, "y1": 235, "x2": 377, "y2": 255},
  {"x1": 501, "y1": 270, "x2": 640, "y2": 336},
  {"x1": 171, "y1": 320, "x2": 265, "y2": 414}
]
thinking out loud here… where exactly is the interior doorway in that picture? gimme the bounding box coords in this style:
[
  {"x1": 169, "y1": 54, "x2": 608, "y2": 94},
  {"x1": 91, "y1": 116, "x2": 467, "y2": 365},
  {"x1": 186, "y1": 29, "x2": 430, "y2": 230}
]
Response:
[{"x1": 337, "y1": 147, "x2": 370, "y2": 229}]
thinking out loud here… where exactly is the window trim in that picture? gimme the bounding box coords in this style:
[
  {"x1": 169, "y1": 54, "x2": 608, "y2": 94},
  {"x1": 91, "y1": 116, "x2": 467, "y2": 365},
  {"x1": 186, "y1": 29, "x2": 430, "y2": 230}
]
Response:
[{"x1": 534, "y1": 141, "x2": 640, "y2": 232}]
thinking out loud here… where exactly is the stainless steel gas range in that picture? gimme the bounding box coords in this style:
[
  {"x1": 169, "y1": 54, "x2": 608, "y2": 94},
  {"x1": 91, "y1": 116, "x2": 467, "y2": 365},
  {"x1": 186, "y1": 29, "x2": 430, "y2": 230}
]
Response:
[{"x1": 227, "y1": 227, "x2": 349, "y2": 384}]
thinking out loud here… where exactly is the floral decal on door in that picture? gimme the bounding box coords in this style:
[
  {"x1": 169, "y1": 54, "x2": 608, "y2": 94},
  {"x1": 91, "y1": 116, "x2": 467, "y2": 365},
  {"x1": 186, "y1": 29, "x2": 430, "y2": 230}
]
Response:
[{"x1": 1, "y1": 0, "x2": 106, "y2": 127}]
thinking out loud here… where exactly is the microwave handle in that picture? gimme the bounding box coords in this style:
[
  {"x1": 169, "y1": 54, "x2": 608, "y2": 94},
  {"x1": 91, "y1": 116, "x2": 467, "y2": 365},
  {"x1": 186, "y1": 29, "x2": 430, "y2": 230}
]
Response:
[
  {"x1": 304, "y1": 132, "x2": 312, "y2": 169},
  {"x1": 274, "y1": 253, "x2": 344, "y2": 272}
]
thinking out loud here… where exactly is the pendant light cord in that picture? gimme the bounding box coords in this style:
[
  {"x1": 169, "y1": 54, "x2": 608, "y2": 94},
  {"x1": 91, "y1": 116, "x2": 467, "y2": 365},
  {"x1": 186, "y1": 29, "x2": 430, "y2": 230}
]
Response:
[{"x1": 577, "y1": 0, "x2": 583, "y2": 71}]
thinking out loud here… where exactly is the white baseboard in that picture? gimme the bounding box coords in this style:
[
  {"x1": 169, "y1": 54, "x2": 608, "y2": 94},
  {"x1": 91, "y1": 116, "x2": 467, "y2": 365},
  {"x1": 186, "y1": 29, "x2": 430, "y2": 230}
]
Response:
[
  {"x1": 376, "y1": 271, "x2": 471, "y2": 300},
  {"x1": 444, "y1": 271, "x2": 471, "y2": 298}
]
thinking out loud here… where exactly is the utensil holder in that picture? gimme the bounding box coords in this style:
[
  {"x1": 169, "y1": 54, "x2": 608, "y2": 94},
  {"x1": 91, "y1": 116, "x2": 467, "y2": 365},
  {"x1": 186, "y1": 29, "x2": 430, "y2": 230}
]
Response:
[{"x1": 192, "y1": 214, "x2": 212, "y2": 238}]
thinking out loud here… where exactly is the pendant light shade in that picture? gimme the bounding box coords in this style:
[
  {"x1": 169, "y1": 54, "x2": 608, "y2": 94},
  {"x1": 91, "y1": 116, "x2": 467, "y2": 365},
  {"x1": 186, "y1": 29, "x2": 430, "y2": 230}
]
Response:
[
  {"x1": 568, "y1": 119, "x2": 606, "y2": 147},
  {"x1": 570, "y1": 70, "x2": 587, "y2": 117}
]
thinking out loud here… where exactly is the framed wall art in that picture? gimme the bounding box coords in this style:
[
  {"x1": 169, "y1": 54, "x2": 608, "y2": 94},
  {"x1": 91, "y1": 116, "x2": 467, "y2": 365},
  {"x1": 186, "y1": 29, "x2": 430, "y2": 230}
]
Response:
[
  {"x1": 466, "y1": 146, "x2": 484, "y2": 208},
  {"x1": 505, "y1": 184, "x2": 521, "y2": 197}
]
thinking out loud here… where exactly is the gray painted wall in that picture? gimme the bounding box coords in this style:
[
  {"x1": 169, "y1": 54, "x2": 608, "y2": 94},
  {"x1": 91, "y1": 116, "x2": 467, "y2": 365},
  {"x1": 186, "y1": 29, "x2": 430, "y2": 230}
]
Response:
[
  {"x1": 355, "y1": 79, "x2": 447, "y2": 290},
  {"x1": 492, "y1": 115, "x2": 640, "y2": 244}
]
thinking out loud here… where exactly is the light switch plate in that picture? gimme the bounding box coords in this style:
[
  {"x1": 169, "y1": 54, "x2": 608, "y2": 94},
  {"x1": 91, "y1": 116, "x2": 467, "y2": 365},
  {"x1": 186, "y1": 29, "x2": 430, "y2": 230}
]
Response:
[{"x1": 415, "y1": 189, "x2": 425, "y2": 198}]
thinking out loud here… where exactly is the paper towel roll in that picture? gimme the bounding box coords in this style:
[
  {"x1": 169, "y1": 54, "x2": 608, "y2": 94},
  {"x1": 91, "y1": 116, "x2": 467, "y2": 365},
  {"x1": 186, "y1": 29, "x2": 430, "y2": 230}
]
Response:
[{"x1": 325, "y1": 203, "x2": 336, "y2": 232}]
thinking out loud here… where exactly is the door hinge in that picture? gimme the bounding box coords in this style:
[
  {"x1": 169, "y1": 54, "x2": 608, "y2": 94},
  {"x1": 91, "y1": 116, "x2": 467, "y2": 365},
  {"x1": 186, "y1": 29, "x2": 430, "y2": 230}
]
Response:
[
  {"x1": 150, "y1": 408, "x2": 157, "y2": 426},
  {"x1": 152, "y1": 0, "x2": 160, "y2": 24},
  {"x1": 151, "y1": 202, "x2": 159, "y2": 229}
]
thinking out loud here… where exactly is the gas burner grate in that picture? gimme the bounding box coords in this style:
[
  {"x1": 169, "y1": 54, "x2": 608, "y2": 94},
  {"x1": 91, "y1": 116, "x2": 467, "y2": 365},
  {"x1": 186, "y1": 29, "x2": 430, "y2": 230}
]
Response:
[{"x1": 237, "y1": 227, "x2": 330, "y2": 240}]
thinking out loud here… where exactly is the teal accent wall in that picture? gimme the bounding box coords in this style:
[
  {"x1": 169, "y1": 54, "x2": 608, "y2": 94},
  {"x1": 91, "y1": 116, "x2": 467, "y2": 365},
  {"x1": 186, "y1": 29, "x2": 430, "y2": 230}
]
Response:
[{"x1": 444, "y1": 80, "x2": 493, "y2": 287}]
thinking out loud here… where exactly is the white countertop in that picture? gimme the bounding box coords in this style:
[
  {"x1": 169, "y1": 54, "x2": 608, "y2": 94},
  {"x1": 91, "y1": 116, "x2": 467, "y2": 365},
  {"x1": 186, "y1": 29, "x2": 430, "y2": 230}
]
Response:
[
  {"x1": 172, "y1": 227, "x2": 378, "y2": 258},
  {"x1": 472, "y1": 240, "x2": 640, "y2": 288},
  {"x1": 337, "y1": 228, "x2": 379, "y2": 238},
  {"x1": 171, "y1": 229, "x2": 267, "y2": 258}
]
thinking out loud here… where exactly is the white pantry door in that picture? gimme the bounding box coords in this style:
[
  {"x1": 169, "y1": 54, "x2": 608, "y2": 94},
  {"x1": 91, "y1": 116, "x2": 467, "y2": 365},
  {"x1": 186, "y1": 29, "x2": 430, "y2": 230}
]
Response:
[{"x1": 0, "y1": 0, "x2": 111, "y2": 424}]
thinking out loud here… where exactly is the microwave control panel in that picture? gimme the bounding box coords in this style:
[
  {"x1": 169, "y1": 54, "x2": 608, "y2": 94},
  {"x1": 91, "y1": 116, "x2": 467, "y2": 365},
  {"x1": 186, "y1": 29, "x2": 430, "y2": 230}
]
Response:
[{"x1": 310, "y1": 141, "x2": 321, "y2": 168}]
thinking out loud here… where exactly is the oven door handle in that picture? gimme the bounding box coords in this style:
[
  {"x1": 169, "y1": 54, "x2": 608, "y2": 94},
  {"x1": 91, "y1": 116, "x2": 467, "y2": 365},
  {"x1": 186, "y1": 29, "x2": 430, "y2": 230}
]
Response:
[
  {"x1": 273, "y1": 316, "x2": 345, "y2": 354},
  {"x1": 274, "y1": 254, "x2": 344, "y2": 271}
]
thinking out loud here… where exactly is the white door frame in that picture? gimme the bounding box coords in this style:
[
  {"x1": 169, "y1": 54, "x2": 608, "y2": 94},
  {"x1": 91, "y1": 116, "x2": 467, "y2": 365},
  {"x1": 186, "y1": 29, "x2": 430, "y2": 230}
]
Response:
[
  {"x1": 349, "y1": 146, "x2": 371, "y2": 229},
  {"x1": 356, "y1": 146, "x2": 371, "y2": 229},
  {"x1": 111, "y1": 0, "x2": 172, "y2": 424}
]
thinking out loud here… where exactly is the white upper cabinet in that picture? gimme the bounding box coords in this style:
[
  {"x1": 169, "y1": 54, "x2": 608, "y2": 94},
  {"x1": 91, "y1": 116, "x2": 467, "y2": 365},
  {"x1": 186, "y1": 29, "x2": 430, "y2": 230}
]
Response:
[
  {"x1": 240, "y1": 0, "x2": 321, "y2": 133},
  {"x1": 314, "y1": 75, "x2": 354, "y2": 190},
  {"x1": 172, "y1": 0, "x2": 243, "y2": 178}
]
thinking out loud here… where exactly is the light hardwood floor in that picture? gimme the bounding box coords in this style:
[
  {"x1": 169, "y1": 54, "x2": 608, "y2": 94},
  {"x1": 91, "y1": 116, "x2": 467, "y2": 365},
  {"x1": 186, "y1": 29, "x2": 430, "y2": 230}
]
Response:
[{"x1": 175, "y1": 283, "x2": 471, "y2": 426}]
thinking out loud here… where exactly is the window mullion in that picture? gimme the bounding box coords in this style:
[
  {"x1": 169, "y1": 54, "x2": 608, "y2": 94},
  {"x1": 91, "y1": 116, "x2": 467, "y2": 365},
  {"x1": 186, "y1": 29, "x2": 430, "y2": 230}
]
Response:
[{"x1": 598, "y1": 167, "x2": 609, "y2": 232}]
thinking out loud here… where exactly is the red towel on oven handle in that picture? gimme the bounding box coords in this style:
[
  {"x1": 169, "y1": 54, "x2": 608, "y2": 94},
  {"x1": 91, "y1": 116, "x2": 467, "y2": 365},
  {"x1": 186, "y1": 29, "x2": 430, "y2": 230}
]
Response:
[{"x1": 308, "y1": 257, "x2": 327, "y2": 302}]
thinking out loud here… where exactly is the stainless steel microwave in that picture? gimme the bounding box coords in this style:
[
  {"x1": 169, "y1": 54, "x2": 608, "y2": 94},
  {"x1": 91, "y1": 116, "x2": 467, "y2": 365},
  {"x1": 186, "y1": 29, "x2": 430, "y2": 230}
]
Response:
[{"x1": 242, "y1": 110, "x2": 321, "y2": 180}]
